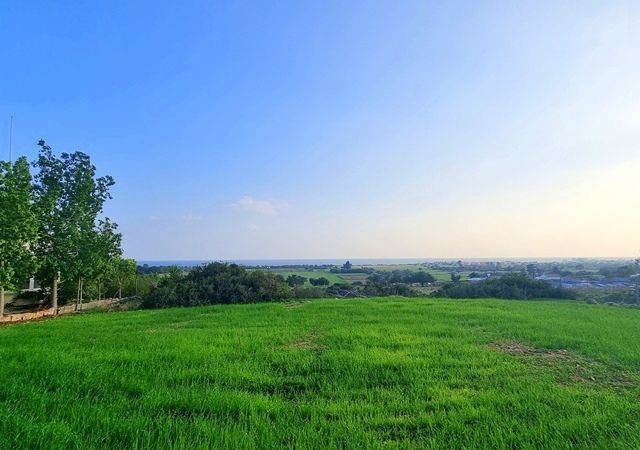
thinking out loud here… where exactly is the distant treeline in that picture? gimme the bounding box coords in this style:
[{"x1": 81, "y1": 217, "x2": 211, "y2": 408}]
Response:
[
  {"x1": 433, "y1": 273, "x2": 576, "y2": 300},
  {"x1": 598, "y1": 265, "x2": 637, "y2": 279},
  {"x1": 142, "y1": 262, "x2": 576, "y2": 308},
  {"x1": 253, "y1": 264, "x2": 335, "y2": 270}
]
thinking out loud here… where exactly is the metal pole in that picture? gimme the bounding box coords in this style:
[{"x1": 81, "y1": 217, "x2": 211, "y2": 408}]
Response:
[
  {"x1": 8, "y1": 116, "x2": 13, "y2": 163},
  {"x1": 635, "y1": 257, "x2": 639, "y2": 305}
]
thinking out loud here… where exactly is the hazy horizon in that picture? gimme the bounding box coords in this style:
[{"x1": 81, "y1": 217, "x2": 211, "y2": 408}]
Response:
[
  {"x1": 2, "y1": 1, "x2": 638, "y2": 260},
  {"x1": 137, "y1": 256, "x2": 635, "y2": 267}
]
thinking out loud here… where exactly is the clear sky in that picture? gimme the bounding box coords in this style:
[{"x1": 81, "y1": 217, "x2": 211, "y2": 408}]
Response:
[{"x1": 1, "y1": 1, "x2": 638, "y2": 260}]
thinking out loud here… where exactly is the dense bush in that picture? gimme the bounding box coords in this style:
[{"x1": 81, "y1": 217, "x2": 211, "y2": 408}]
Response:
[
  {"x1": 433, "y1": 273, "x2": 576, "y2": 300},
  {"x1": 309, "y1": 277, "x2": 330, "y2": 286},
  {"x1": 603, "y1": 291, "x2": 637, "y2": 304},
  {"x1": 142, "y1": 263, "x2": 292, "y2": 308}
]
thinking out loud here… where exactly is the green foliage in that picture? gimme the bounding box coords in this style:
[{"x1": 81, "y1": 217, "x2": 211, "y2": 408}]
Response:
[
  {"x1": 0, "y1": 157, "x2": 38, "y2": 291},
  {"x1": 309, "y1": 277, "x2": 330, "y2": 286},
  {"x1": 598, "y1": 265, "x2": 637, "y2": 279},
  {"x1": 1, "y1": 298, "x2": 639, "y2": 448},
  {"x1": 285, "y1": 274, "x2": 307, "y2": 287},
  {"x1": 368, "y1": 270, "x2": 435, "y2": 286},
  {"x1": 142, "y1": 262, "x2": 293, "y2": 308},
  {"x1": 31, "y1": 140, "x2": 121, "y2": 304},
  {"x1": 109, "y1": 257, "x2": 137, "y2": 298},
  {"x1": 434, "y1": 273, "x2": 576, "y2": 300}
]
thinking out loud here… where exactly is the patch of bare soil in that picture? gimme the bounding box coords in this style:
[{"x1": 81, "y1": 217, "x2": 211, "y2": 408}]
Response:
[
  {"x1": 283, "y1": 301, "x2": 309, "y2": 309},
  {"x1": 167, "y1": 320, "x2": 193, "y2": 328},
  {"x1": 490, "y1": 341, "x2": 572, "y2": 359},
  {"x1": 489, "y1": 340, "x2": 638, "y2": 389},
  {"x1": 283, "y1": 331, "x2": 326, "y2": 352}
]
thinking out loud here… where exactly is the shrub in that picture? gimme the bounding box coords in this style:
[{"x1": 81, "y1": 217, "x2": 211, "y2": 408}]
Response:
[
  {"x1": 142, "y1": 262, "x2": 292, "y2": 308},
  {"x1": 433, "y1": 273, "x2": 575, "y2": 300}
]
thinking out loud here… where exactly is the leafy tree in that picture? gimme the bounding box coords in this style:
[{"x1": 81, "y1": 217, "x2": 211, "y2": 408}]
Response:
[
  {"x1": 450, "y1": 272, "x2": 461, "y2": 283},
  {"x1": 110, "y1": 257, "x2": 136, "y2": 300},
  {"x1": 342, "y1": 261, "x2": 352, "y2": 270},
  {"x1": 408, "y1": 271, "x2": 435, "y2": 286},
  {"x1": 309, "y1": 277, "x2": 330, "y2": 286},
  {"x1": 286, "y1": 274, "x2": 307, "y2": 287},
  {"x1": 32, "y1": 140, "x2": 120, "y2": 313},
  {"x1": 0, "y1": 157, "x2": 38, "y2": 316}
]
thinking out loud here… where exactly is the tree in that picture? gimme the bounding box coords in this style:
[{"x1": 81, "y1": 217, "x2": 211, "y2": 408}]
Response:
[
  {"x1": 286, "y1": 274, "x2": 307, "y2": 287},
  {"x1": 110, "y1": 257, "x2": 136, "y2": 300},
  {"x1": 526, "y1": 264, "x2": 537, "y2": 277},
  {"x1": 450, "y1": 272, "x2": 461, "y2": 283},
  {"x1": 409, "y1": 271, "x2": 435, "y2": 286},
  {"x1": 93, "y1": 218, "x2": 123, "y2": 301},
  {"x1": 0, "y1": 157, "x2": 38, "y2": 316},
  {"x1": 342, "y1": 261, "x2": 352, "y2": 270},
  {"x1": 32, "y1": 140, "x2": 120, "y2": 313},
  {"x1": 310, "y1": 277, "x2": 330, "y2": 286}
]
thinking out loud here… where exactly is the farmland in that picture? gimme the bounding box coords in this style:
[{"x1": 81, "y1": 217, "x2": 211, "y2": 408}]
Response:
[
  {"x1": 1, "y1": 298, "x2": 639, "y2": 449},
  {"x1": 264, "y1": 265, "x2": 471, "y2": 285},
  {"x1": 264, "y1": 269, "x2": 345, "y2": 285}
]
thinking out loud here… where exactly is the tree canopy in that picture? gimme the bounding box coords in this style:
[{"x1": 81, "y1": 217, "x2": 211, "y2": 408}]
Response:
[{"x1": 0, "y1": 157, "x2": 38, "y2": 316}]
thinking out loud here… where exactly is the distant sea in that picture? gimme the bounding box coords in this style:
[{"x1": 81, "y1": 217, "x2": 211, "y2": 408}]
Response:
[{"x1": 136, "y1": 257, "x2": 620, "y2": 268}]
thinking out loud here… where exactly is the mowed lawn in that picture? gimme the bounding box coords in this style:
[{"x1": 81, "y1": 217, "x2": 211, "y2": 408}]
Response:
[{"x1": 1, "y1": 298, "x2": 640, "y2": 449}]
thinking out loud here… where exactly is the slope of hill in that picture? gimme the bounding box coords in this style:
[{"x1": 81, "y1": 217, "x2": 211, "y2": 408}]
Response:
[{"x1": 1, "y1": 298, "x2": 639, "y2": 449}]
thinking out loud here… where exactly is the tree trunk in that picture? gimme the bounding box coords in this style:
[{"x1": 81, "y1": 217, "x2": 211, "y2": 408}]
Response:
[
  {"x1": 76, "y1": 278, "x2": 81, "y2": 311},
  {"x1": 52, "y1": 276, "x2": 58, "y2": 316},
  {"x1": 0, "y1": 286, "x2": 5, "y2": 317},
  {"x1": 118, "y1": 280, "x2": 122, "y2": 300},
  {"x1": 79, "y1": 278, "x2": 84, "y2": 311}
]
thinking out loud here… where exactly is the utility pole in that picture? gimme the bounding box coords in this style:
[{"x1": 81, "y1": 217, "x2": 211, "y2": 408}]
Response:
[
  {"x1": 635, "y1": 256, "x2": 639, "y2": 305},
  {"x1": 8, "y1": 116, "x2": 13, "y2": 163}
]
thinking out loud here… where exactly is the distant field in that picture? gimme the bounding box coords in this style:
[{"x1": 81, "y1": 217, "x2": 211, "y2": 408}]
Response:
[
  {"x1": 336, "y1": 273, "x2": 369, "y2": 283},
  {"x1": 1, "y1": 298, "x2": 639, "y2": 448},
  {"x1": 354, "y1": 264, "x2": 471, "y2": 282},
  {"x1": 265, "y1": 269, "x2": 345, "y2": 285},
  {"x1": 266, "y1": 265, "x2": 474, "y2": 284}
]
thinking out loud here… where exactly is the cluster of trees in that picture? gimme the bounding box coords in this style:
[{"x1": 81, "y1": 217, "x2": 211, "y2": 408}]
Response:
[
  {"x1": 142, "y1": 262, "x2": 293, "y2": 308},
  {"x1": 433, "y1": 273, "x2": 576, "y2": 300},
  {"x1": 368, "y1": 270, "x2": 435, "y2": 286},
  {"x1": 598, "y1": 265, "x2": 638, "y2": 279},
  {"x1": 309, "y1": 277, "x2": 330, "y2": 286},
  {"x1": 285, "y1": 274, "x2": 307, "y2": 287},
  {"x1": 283, "y1": 274, "x2": 330, "y2": 287},
  {"x1": 0, "y1": 141, "x2": 126, "y2": 315},
  {"x1": 142, "y1": 263, "x2": 445, "y2": 308}
]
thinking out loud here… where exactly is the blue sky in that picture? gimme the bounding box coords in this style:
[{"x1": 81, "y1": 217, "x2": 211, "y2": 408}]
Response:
[{"x1": 1, "y1": 1, "x2": 638, "y2": 259}]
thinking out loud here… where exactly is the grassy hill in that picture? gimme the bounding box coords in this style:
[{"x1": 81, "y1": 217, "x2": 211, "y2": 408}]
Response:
[{"x1": 1, "y1": 298, "x2": 639, "y2": 449}]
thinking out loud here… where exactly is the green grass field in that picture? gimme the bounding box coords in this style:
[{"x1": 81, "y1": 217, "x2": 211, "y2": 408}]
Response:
[{"x1": 1, "y1": 298, "x2": 639, "y2": 449}]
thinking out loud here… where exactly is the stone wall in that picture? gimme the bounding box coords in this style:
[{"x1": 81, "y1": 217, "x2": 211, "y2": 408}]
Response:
[{"x1": 0, "y1": 299, "x2": 119, "y2": 324}]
